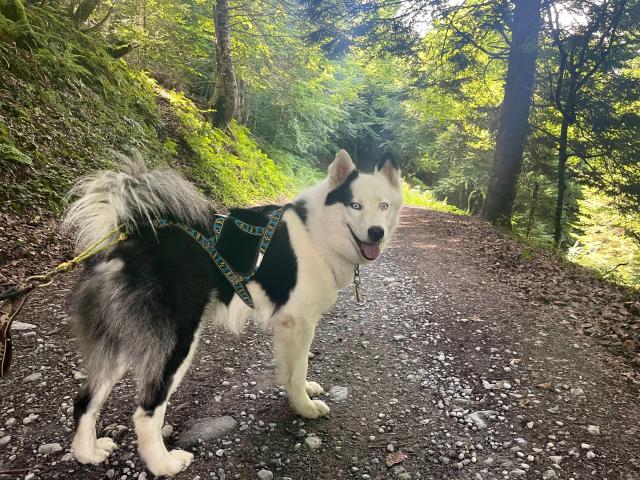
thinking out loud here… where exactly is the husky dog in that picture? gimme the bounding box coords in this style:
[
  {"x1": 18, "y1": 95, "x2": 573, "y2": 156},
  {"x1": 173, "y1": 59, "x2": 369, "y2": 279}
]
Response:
[{"x1": 62, "y1": 149, "x2": 402, "y2": 476}]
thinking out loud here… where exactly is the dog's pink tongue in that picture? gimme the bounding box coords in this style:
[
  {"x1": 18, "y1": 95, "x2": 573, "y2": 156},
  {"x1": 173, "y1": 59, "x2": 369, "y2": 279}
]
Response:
[{"x1": 361, "y1": 242, "x2": 380, "y2": 260}]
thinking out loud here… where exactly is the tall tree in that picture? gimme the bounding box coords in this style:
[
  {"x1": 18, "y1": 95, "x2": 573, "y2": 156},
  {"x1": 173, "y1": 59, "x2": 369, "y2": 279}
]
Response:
[
  {"x1": 211, "y1": 0, "x2": 238, "y2": 129},
  {"x1": 482, "y1": 0, "x2": 542, "y2": 226},
  {"x1": 545, "y1": 0, "x2": 628, "y2": 246}
]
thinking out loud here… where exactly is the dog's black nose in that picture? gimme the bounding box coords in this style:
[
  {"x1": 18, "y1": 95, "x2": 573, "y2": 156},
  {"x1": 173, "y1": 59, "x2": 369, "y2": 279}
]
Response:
[{"x1": 368, "y1": 226, "x2": 384, "y2": 242}]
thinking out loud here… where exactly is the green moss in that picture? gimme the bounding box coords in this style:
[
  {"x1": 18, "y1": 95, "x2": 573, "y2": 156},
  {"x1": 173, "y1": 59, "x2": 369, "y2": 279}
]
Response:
[{"x1": 0, "y1": 5, "x2": 321, "y2": 214}]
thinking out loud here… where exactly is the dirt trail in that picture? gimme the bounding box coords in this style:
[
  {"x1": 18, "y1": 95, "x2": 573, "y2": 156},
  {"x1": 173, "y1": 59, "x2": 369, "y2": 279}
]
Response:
[{"x1": 1, "y1": 207, "x2": 639, "y2": 480}]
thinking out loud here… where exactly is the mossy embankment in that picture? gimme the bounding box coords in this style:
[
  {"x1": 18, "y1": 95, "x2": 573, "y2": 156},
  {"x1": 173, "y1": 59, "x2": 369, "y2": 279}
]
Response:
[{"x1": 0, "y1": 6, "x2": 320, "y2": 216}]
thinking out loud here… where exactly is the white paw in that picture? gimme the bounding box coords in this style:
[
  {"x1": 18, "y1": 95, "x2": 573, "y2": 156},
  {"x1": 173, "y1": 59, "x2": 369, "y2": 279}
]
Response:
[
  {"x1": 146, "y1": 449, "x2": 193, "y2": 477},
  {"x1": 73, "y1": 444, "x2": 112, "y2": 465},
  {"x1": 169, "y1": 449, "x2": 194, "y2": 464},
  {"x1": 305, "y1": 381, "x2": 324, "y2": 397},
  {"x1": 96, "y1": 437, "x2": 117, "y2": 453},
  {"x1": 295, "y1": 399, "x2": 331, "y2": 419}
]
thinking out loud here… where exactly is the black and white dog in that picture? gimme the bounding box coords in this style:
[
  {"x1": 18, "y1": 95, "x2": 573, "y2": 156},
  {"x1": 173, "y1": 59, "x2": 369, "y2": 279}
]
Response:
[{"x1": 63, "y1": 149, "x2": 402, "y2": 476}]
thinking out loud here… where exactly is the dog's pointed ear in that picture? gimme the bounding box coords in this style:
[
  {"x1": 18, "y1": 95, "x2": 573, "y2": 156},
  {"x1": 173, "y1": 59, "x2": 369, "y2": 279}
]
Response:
[
  {"x1": 328, "y1": 149, "x2": 356, "y2": 187},
  {"x1": 376, "y1": 156, "x2": 401, "y2": 188}
]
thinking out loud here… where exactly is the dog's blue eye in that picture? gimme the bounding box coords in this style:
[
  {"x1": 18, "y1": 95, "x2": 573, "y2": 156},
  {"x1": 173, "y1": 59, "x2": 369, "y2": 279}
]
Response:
[{"x1": 350, "y1": 202, "x2": 362, "y2": 210}]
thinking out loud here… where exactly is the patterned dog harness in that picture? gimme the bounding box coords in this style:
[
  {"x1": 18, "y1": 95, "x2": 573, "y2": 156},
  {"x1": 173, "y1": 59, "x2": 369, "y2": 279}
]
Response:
[{"x1": 153, "y1": 207, "x2": 284, "y2": 308}]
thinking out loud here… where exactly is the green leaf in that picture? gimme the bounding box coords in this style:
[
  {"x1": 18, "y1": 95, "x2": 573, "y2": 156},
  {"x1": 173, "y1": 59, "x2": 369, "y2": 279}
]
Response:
[{"x1": 0, "y1": 142, "x2": 32, "y2": 165}]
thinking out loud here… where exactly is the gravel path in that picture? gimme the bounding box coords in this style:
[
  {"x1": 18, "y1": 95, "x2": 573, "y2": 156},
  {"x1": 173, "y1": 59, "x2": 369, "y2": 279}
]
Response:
[{"x1": 1, "y1": 207, "x2": 639, "y2": 480}]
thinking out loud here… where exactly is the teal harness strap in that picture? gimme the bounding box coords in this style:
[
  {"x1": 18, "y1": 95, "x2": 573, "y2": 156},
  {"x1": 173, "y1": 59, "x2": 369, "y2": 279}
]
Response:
[{"x1": 153, "y1": 207, "x2": 284, "y2": 308}]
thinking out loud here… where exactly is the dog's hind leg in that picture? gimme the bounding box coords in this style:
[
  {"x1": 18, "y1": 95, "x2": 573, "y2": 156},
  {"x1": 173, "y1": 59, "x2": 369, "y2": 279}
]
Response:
[
  {"x1": 72, "y1": 359, "x2": 129, "y2": 464},
  {"x1": 133, "y1": 331, "x2": 200, "y2": 477},
  {"x1": 273, "y1": 313, "x2": 330, "y2": 419}
]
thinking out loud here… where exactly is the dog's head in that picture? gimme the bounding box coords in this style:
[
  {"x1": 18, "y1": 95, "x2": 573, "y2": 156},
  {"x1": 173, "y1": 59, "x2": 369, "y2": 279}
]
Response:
[{"x1": 324, "y1": 149, "x2": 403, "y2": 264}]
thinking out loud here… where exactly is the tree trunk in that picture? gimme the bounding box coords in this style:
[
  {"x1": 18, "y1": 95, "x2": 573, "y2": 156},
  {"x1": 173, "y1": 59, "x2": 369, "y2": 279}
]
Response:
[
  {"x1": 526, "y1": 181, "x2": 539, "y2": 238},
  {"x1": 553, "y1": 116, "x2": 570, "y2": 246},
  {"x1": 210, "y1": 0, "x2": 238, "y2": 130},
  {"x1": 82, "y1": 2, "x2": 113, "y2": 33},
  {"x1": 482, "y1": 0, "x2": 542, "y2": 226},
  {"x1": 272, "y1": 106, "x2": 285, "y2": 144},
  {"x1": 71, "y1": 0, "x2": 101, "y2": 28}
]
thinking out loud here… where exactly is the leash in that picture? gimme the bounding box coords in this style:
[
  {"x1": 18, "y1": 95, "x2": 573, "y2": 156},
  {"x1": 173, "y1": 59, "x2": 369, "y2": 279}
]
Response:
[{"x1": 0, "y1": 226, "x2": 127, "y2": 378}]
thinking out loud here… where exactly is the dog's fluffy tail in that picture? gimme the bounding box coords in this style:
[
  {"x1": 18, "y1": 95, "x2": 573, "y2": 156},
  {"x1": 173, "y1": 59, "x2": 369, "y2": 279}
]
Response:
[{"x1": 63, "y1": 151, "x2": 210, "y2": 251}]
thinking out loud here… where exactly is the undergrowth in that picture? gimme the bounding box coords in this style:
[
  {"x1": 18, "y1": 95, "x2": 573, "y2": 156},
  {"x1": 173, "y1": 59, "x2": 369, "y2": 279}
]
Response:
[
  {"x1": 0, "y1": 6, "x2": 321, "y2": 215},
  {"x1": 402, "y1": 183, "x2": 464, "y2": 214},
  {"x1": 159, "y1": 88, "x2": 322, "y2": 206}
]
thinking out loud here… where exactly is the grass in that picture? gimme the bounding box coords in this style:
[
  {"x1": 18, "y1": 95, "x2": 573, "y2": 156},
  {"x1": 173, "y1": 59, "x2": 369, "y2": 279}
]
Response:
[
  {"x1": 402, "y1": 182, "x2": 465, "y2": 214},
  {"x1": 159, "y1": 88, "x2": 322, "y2": 206}
]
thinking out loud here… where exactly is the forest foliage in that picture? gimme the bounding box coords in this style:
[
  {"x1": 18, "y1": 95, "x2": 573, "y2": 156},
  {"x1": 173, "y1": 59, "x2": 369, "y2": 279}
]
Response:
[{"x1": 1, "y1": 0, "x2": 640, "y2": 287}]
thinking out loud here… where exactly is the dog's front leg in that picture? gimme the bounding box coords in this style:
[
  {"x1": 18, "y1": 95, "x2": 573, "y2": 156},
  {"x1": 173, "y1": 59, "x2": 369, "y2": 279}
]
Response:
[{"x1": 273, "y1": 313, "x2": 330, "y2": 418}]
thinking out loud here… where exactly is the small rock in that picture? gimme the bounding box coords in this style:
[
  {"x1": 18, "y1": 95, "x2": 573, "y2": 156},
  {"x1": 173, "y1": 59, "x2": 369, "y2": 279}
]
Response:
[
  {"x1": 23, "y1": 413, "x2": 39, "y2": 425},
  {"x1": 106, "y1": 470, "x2": 116, "y2": 479},
  {"x1": 257, "y1": 469, "x2": 273, "y2": 480},
  {"x1": 161, "y1": 424, "x2": 174, "y2": 438},
  {"x1": 329, "y1": 386, "x2": 349, "y2": 402},
  {"x1": 216, "y1": 448, "x2": 225, "y2": 457},
  {"x1": 570, "y1": 387, "x2": 585, "y2": 396},
  {"x1": 549, "y1": 455, "x2": 562, "y2": 465},
  {"x1": 542, "y1": 470, "x2": 556, "y2": 480},
  {"x1": 103, "y1": 424, "x2": 128, "y2": 440},
  {"x1": 23, "y1": 372, "x2": 43, "y2": 383},
  {"x1": 587, "y1": 425, "x2": 601, "y2": 436},
  {"x1": 25, "y1": 474, "x2": 36, "y2": 480},
  {"x1": 392, "y1": 466, "x2": 410, "y2": 479},
  {"x1": 61, "y1": 452, "x2": 75, "y2": 462},
  {"x1": 393, "y1": 335, "x2": 406, "y2": 342},
  {"x1": 138, "y1": 473, "x2": 147, "y2": 480},
  {"x1": 304, "y1": 436, "x2": 322, "y2": 450},
  {"x1": 177, "y1": 416, "x2": 238, "y2": 447},
  {"x1": 12, "y1": 321, "x2": 36, "y2": 330},
  {"x1": 0, "y1": 435, "x2": 10, "y2": 448},
  {"x1": 73, "y1": 371, "x2": 87, "y2": 380},
  {"x1": 467, "y1": 412, "x2": 487, "y2": 429},
  {"x1": 467, "y1": 410, "x2": 498, "y2": 430},
  {"x1": 586, "y1": 451, "x2": 596, "y2": 459},
  {"x1": 38, "y1": 443, "x2": 63, "y2": 455}
]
